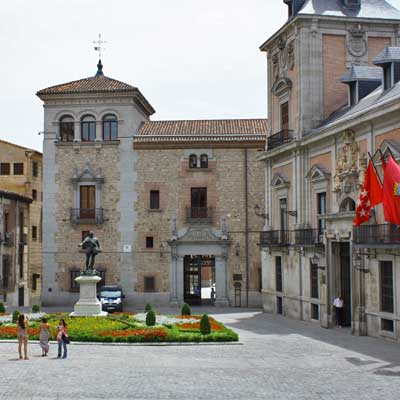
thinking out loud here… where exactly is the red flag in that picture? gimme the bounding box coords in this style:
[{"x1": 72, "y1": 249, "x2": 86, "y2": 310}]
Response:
[
  {"x1": 383, "y1": 156, "x2": 400, "y2": 225},
  {"x1": 354, "y1": 161, "x2": 383, "y2": 226}
]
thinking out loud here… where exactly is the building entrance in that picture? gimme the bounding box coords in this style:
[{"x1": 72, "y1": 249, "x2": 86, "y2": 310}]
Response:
[
  {"x1": 184, "y1": 255, "x2": 215, "y2": 305},
  {"x1": 339, "y1": 242, "x2": 351, "y2": 326}
]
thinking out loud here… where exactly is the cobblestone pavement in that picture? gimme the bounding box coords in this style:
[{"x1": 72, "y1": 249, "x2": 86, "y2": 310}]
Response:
[{"x1": 1, "y1": 308, "x2": 400, "y2": 400}]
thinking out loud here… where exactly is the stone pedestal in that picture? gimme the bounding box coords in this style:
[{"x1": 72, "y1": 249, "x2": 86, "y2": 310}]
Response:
[{"x1": 69, "y1": 274, "x2": 107, "y2": 317}]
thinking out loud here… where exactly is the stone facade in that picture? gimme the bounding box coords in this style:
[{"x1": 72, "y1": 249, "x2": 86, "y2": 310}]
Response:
[
  {"x1": 260, "y1": 1, "x2": 400, "y2": 342},
  {"x1": 0, "y1": 140, "x2": 42, "y2": 306}
]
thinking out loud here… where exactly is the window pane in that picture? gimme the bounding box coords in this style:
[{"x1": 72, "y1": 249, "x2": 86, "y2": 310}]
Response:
[
  {"x1": 150, "y1": 190, "x2": 160, "y2": 209},
  {"x1": 381, "y1": 261, "x2": 394, "y2": 313},
  {"x1": 0, "y1": 163, "x2": 10, "y2": 175},
  {"x1": 32, "y1": 161, "x2": 39, "y2": 177},
  {"x1": 146, "y1": 236, "x2": 154, "y2": 248},
  {"x1": 13, "y1": 163, "x2": 24, "y2": 175},
  {"x1": 276, "y1": 256, "x2": 282, "y2": 292}
]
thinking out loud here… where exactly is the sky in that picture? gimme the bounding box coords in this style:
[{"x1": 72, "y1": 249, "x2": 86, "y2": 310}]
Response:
[{"x1": 0, "y1": 0, "x2": 286, "y2": 152}]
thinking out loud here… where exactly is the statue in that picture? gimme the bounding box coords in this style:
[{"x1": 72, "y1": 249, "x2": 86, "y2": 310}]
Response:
[{"x1": 79, "y1": 231, "x2": 101, "y2": 272}]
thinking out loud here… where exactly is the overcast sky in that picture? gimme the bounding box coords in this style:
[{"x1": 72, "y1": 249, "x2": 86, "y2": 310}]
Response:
[{"x1": 0, "y1": 0, "x2": 286, "y2": 151}]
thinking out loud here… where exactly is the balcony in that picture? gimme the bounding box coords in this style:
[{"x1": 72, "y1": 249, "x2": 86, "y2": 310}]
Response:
[
  {"x1": 186, "y1": 207, "x2": 212, "y2": 224},
  {"x1": 292, "y1": 229, "x2": 324, "y2": 247},
  {"x1": 0, "y1": 232, "x2": 14, "y2": 246},
  {"x1": 267, "y1": 129, "x2": 295, "y2": 151},
  {"x1": 70, "y1": 208, "x2": 105, "y2": 224},
  {"x1": 353, "y1": 224, "x2": 400, "y2": 247},
  {"x1": 260, "y1": 230, "x2": 290, "y2": 247}
]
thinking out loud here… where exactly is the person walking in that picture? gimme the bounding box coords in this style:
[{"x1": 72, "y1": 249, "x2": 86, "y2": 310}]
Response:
[
  {"x1": 57, "y1": 319, "x2": 69, "y2": 359},
  {"x1": 17, "y1": 314, "x2": 29, "y2": 360},
  {"x1": 333, "y1": 294, "x2": 344, "y2": 328},
  {"x1": 39, "y1": 317, "x2": 50, "y2": 357}
]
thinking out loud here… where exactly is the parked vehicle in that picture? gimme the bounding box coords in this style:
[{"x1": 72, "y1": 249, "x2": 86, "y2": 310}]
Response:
[{"x1": 99, "y1": 285, "x2": 124, "y2": 312}]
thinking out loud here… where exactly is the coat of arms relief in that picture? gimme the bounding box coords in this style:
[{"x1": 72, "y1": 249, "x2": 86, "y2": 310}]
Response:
[
  {"x1": 272, "y1": 35, "x2": 295, "y2": 83},
  {"x1": 332, "y1": 129, "x2": 367, "y2": 199}
]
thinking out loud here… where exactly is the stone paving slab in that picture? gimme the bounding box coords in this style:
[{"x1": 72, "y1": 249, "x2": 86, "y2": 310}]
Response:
[{"x1": 1, "y1": 310, "x2": 399, "y2": 399}]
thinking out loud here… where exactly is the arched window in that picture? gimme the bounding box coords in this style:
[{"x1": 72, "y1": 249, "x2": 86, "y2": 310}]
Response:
[
  {"x1": 59, "y1": 115, "x2": 74, "y2": 142},
  {"x1": 339, "y1": 197, "x2": 356, "y2": 212},
  {"x1": 102, "y1": 114, "x2": 118, "y2": 141},
  {"x1": 200, "y1": 154, "x2": 208, "y2": 169},
  {"x1": 189, "y1": 154, "x2": 197, "y2": 169},
  {"x1": 81, "y1": 115, "x2": 96, "y2": 142}
]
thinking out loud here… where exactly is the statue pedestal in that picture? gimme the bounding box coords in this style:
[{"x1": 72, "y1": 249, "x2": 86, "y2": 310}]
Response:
[{"x1": 69, "y1": 274, "x2": 107, "y2": 317}]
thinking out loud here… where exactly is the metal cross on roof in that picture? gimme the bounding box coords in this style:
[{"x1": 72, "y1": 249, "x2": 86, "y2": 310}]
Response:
[{"x1": 93, "y1": 33, "x2": 106, "y2": 60}]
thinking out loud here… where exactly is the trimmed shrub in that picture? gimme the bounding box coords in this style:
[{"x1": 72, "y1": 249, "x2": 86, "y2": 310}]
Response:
[
  {"x1": 146, "y1": 310, "x2": 156, "y2": 327},
  {"x1": 144, "y1": 303, "x2": 152, "y2": 312},
  {"x1": 32, "y1": 304, "x2": 40, "y2": 313},
  {"x1": 200, "y1": 314, "x2": 211, "y2": 335},
  {"x1": 12, "y1": 310, "x2": 20, "y2": 323},
  {"x1": 0, "y1": 302, "x2": 6, "y2": 313},
  {"x1": 181, "y1": 303, "x2": 191, "y2": 316}
]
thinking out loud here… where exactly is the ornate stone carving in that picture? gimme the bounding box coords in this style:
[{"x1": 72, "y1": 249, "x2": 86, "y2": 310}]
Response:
[
  {"x1": 272, "y1": 53, "x2": 280, "y2": 81},
  {"x1": 220, "y1": 216, "x2": 228, "y2": 240},
  {"x1": 287, "y1": 40, "x2": 295, "y2": 70},
  {"x1": 171, "y1": 216, "x2": 178, "y2": 241},
  {"x1": 347, "y1": 24, "x2": 367, "y2": 58}
]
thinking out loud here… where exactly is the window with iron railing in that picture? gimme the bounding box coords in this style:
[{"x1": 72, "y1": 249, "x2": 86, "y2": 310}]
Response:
[
  {"x1": 276, "y1": 256, "x2": 283, "y2": 293},
  {"x1": 380, "y1": 261, "x2": 394, "y2": 313}
]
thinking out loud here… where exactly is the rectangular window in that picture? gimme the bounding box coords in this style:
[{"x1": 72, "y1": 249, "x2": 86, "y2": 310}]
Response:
[
  {"x1": 191, "y1": 187, "x2": 207, "y2": 218},
  {"x1": 380, "y1": 261, "x2": 394, "y2": 313},
  {"x1": 32, "y1": 226, "x2": 37, "y2": 240},
  {"x1": 32, "y1": 161, "x2": 39, "y2": 177},
  {"x1": 70, "y1": 270, "x2": 81, "y2": 291},
  {"x1": 18, "y1": 245, "x2": 24, "y2": 278},
  {"x1": 144, "y1": 276, "x2": 155, "y2": 292},
  {"x1": 150, "y1": 190, "x2": 160, "y2": 210},
  {"x1": 32, "y1": 273, "x2": 39, "y2": 291},
  {"x1": 310, "y1": 262, "x2": 319, "y2": 299},
  {"x1": 277, "y1": 296, "x2": 283, "y2": 315},
  {"x1": 79, "y1": 185, "x2": 96, "y2": 219},
  {"x1": 311, "y1": 304, "x2": 319, "y2": 320},
  {"x1": 258, "y1": 268, "x2": 262, "y2": 292},
  {"x1": 2, "y1": 255, "x2": 11, "y2": 289},
  {"x1": 279, "y1": 198, "x2": 288, "y2": 232},
  {"x1": 381, "y1": 318, "x2": 394, "y2": 333},
  {"x1": 317, "y1": 192, "x2": 327, "y2": 235},
  {"x1": 280, "y1": 101, "x2": 289, "y2": 131},
  {"x1": 4, "y1": 212, "x2": 9, "y2": 233},
  {"x1": 275, "y1": 256, "x2": 283, "y2": 292},
  {"x1": 0, "y1": 163, "x2": 10, "y2": 175},
  {"x1": 13, "y1": 163, "x2": 24, "y2": 175},
  {"x1": 32, "y1": 189, "x2": 37, "y2": 201},
  {"x1": 146, "y1": 236, "x2": 154, "y2": 249}
]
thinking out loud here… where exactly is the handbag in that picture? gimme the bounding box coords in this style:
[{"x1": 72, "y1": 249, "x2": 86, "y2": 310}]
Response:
[{"x1": 61, "y1": 333, "x2": 70, "y2": 344}]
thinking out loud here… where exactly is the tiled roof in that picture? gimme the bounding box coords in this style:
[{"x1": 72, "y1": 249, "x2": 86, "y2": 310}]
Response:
[
  {"x1": 37, "y1": 75, "x2": 138, "y2": 95},
  {"x1": 298, "y1": 0, "x2": 400, "y2": 19},
  {"x1": 373, "y1": 47, "x2": 400, "y2": 65},
  {"x1": 340, "y1": 65, "x2": 382, "y2": 82},
  {"x1": 138, "y1": 119, "x2": 268, "y2": 136}
]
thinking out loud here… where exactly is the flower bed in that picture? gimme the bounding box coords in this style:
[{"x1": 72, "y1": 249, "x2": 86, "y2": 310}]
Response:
[{"x1": 0, "y1": 313, "x2": 238, "y2": 343}]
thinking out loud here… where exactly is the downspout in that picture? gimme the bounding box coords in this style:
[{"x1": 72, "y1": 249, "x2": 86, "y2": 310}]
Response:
[{"x1": 244, "y1": 148, "x2": 250, "y2": 308}]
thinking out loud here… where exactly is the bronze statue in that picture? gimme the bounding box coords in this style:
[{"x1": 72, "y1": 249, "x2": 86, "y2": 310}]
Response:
[{"x1": 79, "y1": 231, "x2": 101, "y2": 271}]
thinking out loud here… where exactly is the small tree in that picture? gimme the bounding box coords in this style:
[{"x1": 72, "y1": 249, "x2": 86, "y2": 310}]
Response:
[
  {"x1": 32, "y1": 304, "x2": 40, "y2": 313},
  {"x1": 145, "y1": 303, "x2": 152, "y2": 312},
  {"x1": 12, "y1": 310, "x2": 20, "y2": 323},
  {"x1": 181, "y1": 303, "x2": 191, "y2": 316},
  {"x1": 0, "y1": 302, "x2": 5, "y2": 313},
  {"x1": 146, "y1": 310, "x2": 156, "y2": 327},
  {"x1": 200, "y1": 314, "x2": 211, "y2": 335}
]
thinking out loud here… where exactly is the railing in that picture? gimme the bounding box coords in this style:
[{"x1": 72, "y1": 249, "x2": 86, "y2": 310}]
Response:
[
  {"x1": 353, "y1": 224, "x2": 400, "y2": 245},
  {"x1": 292, "y1": 229, "x2": 324, "y2": 247},
  {"x1": 70, "y1": 208, "x2": 105, "y2": 223},
  {"x1": 0, "y1": 232, "x2": 14, "y2": 246},
  {"x1": 260, "y1": 230, "x2": 290, "y2": 247},
  {"x1": 186, "y1": 207, "x2": 212, "y2": 224},
  {"x1": 267, "y1": 129, "x2": 295, "y2": 151}
]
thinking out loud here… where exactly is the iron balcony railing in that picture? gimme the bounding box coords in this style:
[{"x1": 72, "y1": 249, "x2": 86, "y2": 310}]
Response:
[
  {"x1": 292, "y1": 229, "x2": 324, "y2": 247},
  {"x1": 267, "y1": 129, "x2": 295, "y2": 151},
  {"x1": 260, "y1": 230, "x2": 290, "y2": 247},
  {"x1": 353, "y1": 224, "x2": 400, "y2": 246},
  {"x1": 186, "y1": 207, "x2": 213, "y2": 224},
  {"x1": 70, "y1": 208, "x2": 105, "y2": 224}
]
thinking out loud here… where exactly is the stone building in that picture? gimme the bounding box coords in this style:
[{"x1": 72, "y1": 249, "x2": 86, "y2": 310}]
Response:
[
  {"x1": 0, "y1": 140, "x2": 42, "y2": 306},
  {"x1": 37, "y1": 62, "x2": 266, "y2": 307},
  {"x1": 260, "y1": 0, "x2": 400, "y2": 341}
]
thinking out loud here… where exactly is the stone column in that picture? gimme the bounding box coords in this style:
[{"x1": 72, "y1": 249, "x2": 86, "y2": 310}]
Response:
[
  {"x1": 215, "y1": 255, "x2": 229, "y2": 307},
  {"x1": 73, "y1": 122, "x2": 80, "y2": 142},
  {"x1": 176, "y1": 256, "x2": 184, "y2": 304},
  {"x1": 95, "y1": 121, "x2": 102, "y2": 141},
  {"x1": 169, "y1": 246, "x2": 179, "y2": 305}
]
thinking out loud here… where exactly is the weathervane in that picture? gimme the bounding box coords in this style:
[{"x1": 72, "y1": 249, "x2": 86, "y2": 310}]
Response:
[{"x1": 93, "y1": 33, "x2": 106, "y2": 60}]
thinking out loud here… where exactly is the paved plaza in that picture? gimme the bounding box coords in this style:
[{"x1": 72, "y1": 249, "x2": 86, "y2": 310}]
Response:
[{"x1": 1, "y1": 309, "x2": 400, "y2": 400}]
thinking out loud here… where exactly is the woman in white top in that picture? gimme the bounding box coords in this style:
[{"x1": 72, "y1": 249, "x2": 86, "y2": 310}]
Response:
[{"x1": 333, "y1": 295, "x2": 344, "y2": 327}]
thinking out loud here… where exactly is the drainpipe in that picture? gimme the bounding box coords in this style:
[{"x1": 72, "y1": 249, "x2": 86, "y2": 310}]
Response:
[{"x1": 244, "y1": 148, "x2": 250, "y2": 307}]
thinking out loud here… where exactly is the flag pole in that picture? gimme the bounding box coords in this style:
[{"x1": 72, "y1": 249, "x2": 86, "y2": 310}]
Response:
[{"x1": 367, "y1": 151, "x2": 383, "y2": 186}]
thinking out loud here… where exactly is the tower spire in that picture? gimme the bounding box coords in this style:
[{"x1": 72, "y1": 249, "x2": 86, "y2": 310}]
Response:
[{"x1": 93, "y1": 33, "x2": 106, "y2": 77}]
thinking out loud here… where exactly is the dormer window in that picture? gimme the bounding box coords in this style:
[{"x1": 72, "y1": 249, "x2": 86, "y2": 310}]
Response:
[
  {"x1": 383, "y1": 64, "x2": 392, "y2": 90},
  {"x1": 373, "y1": 47, "x2": 400, "y2": 91}
]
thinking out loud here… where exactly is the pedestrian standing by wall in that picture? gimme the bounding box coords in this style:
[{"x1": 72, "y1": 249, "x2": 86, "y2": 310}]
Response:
[
  {"x1": 333, "y1": 294, "x2": 344, "y2": 328},
  {"x1": 39, "y1": 317, "x2": 50, "y2": 356},
  {"x1": 17, "y1": 314, "x2": 29, "y2": 360},
  {"x1": 57, "y1": 319, "x2": 69, "y2": 359}
]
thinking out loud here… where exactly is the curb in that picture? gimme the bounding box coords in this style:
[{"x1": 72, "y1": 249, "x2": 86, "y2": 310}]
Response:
[{"x1": 0, "y1": 340, "x2": 243, "y2": 347}]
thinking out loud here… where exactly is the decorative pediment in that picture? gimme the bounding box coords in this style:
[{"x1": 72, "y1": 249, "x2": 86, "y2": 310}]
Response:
[
  {"x1": 71, "y1": 163, "x2": 104, "y2": 184},
  {"x1": 176, "y1": 226, "x2": 223, "y2": 243},
  {"x1": 272, "y1": 78, "x2": 292, "y2": 96},
  {"x1": 306, "y1": 164, "x2": 331, "y2": 182},
  {"x1": 374, "y1": 140, "x2": 400, "y2": 164},
  {"x1": 271, "y1": 173, "x2": 290, "y2": 188}
]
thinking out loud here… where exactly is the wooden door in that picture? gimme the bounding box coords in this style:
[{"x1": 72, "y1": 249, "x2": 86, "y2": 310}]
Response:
[{"x1": 339, "y1": 243, "x2": 351, "y2": 327}]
